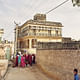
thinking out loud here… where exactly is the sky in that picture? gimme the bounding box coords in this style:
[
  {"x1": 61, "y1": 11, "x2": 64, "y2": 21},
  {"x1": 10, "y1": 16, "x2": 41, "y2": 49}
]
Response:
[{"x1": 0, "y1": 0, "x2": 80, "y2": 41}]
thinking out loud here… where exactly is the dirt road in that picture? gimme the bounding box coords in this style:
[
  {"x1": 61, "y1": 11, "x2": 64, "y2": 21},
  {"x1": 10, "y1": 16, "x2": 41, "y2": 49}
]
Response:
[{"x1": 5, "y1": 66, "x2": 53, "y2": 80}]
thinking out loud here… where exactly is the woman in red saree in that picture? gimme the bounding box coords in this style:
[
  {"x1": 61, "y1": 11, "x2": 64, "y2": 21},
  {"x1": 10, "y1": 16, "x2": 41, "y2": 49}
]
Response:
[
  {"x1": 29, "y1": 54, "x2": 32, "y2": 66},
  {"x1": 25, "y1": 54, "x2": 28, "y2": 66},
  {"x1": 16, "y1": 55, "x2": 19, "y2": 67}
]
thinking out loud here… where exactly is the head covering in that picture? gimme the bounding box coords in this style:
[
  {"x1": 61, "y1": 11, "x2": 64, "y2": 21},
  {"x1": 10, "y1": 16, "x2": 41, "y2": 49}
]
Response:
[{"x1": 18, "y1": 51, "x2": 21, "y2": 55}]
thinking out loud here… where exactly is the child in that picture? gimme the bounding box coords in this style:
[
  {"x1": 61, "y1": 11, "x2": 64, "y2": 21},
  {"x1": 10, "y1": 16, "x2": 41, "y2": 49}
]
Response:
[{"x1": 74, "y1": 69, "x2": 79, "y2": 80}]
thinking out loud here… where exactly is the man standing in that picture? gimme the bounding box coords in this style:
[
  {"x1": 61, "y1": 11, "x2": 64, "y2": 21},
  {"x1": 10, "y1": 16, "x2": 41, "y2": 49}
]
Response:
[{"x1": 74, "y1": 69, "x2": 79, "y2": 80}]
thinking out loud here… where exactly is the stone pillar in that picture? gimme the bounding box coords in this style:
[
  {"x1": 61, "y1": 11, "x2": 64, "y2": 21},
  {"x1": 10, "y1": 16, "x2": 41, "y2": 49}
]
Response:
[
  {"x1": 14, "y1": 24, "x2": 19, "y2": 54},
  {"x1": 17, "y1": 40, "x2": 20, "y2": 51},
  {"x1": 29, "y1": 39, "x2": 32, "y2": 49},
  {"x1": 26, "y1": 39, "x2": 29, "y2": 48}
]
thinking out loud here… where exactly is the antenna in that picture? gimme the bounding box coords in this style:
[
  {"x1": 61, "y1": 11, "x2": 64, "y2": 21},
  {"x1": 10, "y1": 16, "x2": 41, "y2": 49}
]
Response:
[
  {"x1": 14, "y1": 21, "x2": 18, "y2": 25},
  {"x1": 14, "y1": 21, "x2": 21, "y2": 26}
]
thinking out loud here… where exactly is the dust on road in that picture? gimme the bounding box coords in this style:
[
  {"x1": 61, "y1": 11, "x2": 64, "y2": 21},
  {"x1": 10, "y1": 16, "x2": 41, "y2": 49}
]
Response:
[{"x1": 5, "y1": 66, "x2": 53, "y2": 80}]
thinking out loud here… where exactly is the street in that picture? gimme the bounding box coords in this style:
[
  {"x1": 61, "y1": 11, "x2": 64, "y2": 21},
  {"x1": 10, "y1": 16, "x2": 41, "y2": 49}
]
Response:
[{"x1": 5, "y1": 65, "x2": 53, "y2": 80}]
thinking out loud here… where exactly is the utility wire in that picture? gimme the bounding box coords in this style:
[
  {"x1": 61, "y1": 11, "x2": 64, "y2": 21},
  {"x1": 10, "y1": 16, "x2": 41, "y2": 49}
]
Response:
[
  {"x1": 45, "y1": 0, "x2": 70, "y2": 14},
  {"x1": 3, "y1": 0, "x2": 70, "y2": 40}
]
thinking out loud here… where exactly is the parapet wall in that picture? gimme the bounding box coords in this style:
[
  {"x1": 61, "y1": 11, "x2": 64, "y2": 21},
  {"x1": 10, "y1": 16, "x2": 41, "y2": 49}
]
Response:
[
  {"x1": 0, "y1": 60, "x2": 8, "y2": 79},
  {"x1": 36, "y1": 49, "x2": 80, "y2": 80}
]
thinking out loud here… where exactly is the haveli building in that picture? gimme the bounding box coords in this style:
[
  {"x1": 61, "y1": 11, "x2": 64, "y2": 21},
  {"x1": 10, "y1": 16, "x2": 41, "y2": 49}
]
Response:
[
  {"x1": 0, "y1": 28, "x2": 14, "y2": 60},
  {"x1": 15, "y1": 13, "x2": 63, "y2": 54},
  {"x1": 0, "y1": 40, "x2": 14, "y2": 60}
]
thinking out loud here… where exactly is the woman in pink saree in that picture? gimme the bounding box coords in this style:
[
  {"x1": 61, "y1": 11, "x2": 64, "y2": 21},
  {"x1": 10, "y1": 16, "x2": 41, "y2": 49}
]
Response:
[{"x1": 21, "y1": 55, "x2": 26, "y2": 67}]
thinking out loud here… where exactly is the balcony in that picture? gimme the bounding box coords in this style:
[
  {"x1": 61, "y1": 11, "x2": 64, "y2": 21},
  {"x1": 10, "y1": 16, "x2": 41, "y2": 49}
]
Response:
[{"x1": 18, "y1": 32, "x2": 62, "y2": 38}]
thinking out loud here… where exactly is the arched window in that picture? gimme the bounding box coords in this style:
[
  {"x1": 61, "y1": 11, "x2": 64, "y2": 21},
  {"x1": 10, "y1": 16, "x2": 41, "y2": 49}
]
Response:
[
  {"x1": 32, "y1": 39, "x2": 37, "y2": 48},
  {"x1": 56, "y1": 30, "x2": 58, "y2": 36}
]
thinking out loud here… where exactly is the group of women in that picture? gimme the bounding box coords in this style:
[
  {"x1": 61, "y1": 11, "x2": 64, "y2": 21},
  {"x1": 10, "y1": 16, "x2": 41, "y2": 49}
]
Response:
[{"x1": 13, "y1": 52, "x2": 36, "y2": 67}]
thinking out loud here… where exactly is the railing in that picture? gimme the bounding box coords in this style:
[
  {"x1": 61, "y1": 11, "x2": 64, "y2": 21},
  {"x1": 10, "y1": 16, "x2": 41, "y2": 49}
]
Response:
[
  {"x1": 37, "y1": 42, "x2": 80, "y2": 50},
  {"x1": 18, "y1": 33, "x2": 62, "y2": 37},
  {"x1": 31, "y1": 26, "x2": 61, "y2": 31}
]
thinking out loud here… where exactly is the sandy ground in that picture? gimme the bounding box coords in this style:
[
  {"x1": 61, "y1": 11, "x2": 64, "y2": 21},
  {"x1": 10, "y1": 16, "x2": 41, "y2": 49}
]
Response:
[{"x1": 5, "y1": 65, "x2": 53, "y2": 80}]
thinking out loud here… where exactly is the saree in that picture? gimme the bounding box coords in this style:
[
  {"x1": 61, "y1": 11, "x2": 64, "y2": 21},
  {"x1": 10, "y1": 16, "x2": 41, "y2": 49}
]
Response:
[
  {"x1": 16, "y1": 56, "x2": 18, "y2": 67},
  {"x1": 18, "y1": 55, "x2": 21, "y2": 64},
  {"x1": 21, "y1": 56, "x2": 26, "y2": 67}
]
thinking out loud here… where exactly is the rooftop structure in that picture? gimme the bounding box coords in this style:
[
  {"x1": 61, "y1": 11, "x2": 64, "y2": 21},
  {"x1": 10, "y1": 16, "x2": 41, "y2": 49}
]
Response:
[
  {"x1": 15, "y1": 14, "x2": 63, "y2": 54},
  {"x1": 0, "y1": 29, "x2": 4, "y2": 42}
]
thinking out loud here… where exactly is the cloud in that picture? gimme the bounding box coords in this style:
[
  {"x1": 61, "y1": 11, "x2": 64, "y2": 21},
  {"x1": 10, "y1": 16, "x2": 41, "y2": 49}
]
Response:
[{"x1": 0, "y1": 0, "x2": 80, "y2": 41}]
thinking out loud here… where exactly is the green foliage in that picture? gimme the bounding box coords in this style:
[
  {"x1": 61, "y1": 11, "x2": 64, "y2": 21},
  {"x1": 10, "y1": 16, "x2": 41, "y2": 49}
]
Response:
[{"x1": 72, "y1": 0, "x2": 80, "y2": 7}]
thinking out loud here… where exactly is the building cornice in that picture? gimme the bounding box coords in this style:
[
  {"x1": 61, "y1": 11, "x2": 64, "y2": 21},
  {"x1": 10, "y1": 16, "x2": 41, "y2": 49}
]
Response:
[{"x1": 20, "y1": 19, "x2": 63, "y2": 29}]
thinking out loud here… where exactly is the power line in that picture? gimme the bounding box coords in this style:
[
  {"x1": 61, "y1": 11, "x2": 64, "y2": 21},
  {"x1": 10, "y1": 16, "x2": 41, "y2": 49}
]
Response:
[{"x1": 45, "y1": 0, "x2": 70, "y2": 14}]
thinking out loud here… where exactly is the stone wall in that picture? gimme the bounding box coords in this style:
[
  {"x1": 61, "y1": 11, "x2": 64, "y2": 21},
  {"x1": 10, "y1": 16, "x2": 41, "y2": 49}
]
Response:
[
  {"x1": 0, "y1": 47, "x2": 5, "y2": 59},
  {"x1": 0, "y1": 60, "x2": 8, "y2": 79},
  {"x1": 36, "y1": 49, "x2": 80, "y2": 80}
]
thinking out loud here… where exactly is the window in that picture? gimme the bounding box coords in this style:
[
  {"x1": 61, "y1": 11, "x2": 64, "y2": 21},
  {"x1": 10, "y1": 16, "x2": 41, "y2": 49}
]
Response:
[
  {"x1": 48, "y1": 30, "x2": 51, "y2": 35},
  {"x1": 56, "y1": 30, "x2": 58, "y2": 36},
  {"x1": 32, "y1": 39, "x2": 37, "y2": 48}
]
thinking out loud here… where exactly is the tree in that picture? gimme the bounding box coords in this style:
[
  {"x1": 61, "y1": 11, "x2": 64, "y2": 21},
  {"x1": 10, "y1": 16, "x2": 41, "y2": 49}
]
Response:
[{"x1": 72, "y1": 0, "x2": 80, "y2": 6}]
